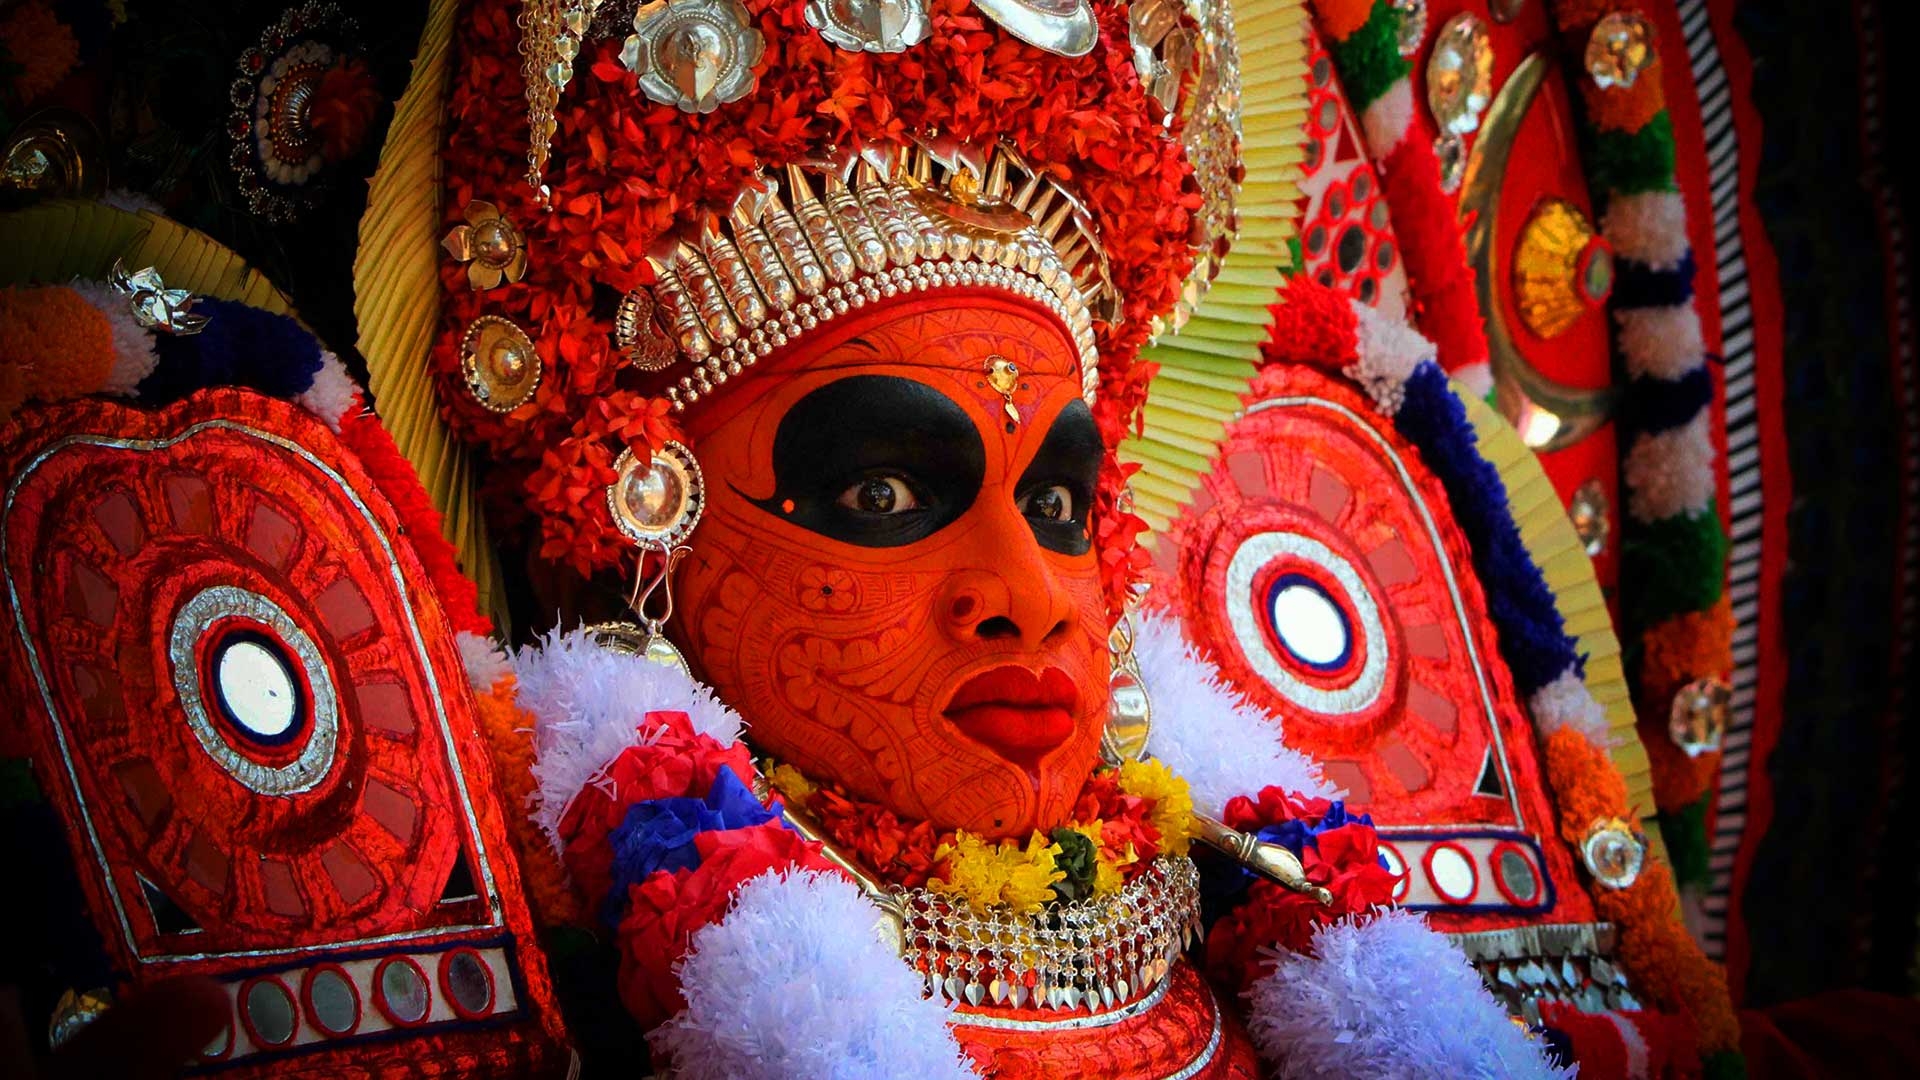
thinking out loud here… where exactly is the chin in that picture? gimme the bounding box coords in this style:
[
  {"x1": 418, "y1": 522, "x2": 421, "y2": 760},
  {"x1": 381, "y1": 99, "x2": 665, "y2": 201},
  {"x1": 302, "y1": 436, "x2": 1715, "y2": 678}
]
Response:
[{"x1": 944, "y1": 721, "x2": 1105, "y2": 840}]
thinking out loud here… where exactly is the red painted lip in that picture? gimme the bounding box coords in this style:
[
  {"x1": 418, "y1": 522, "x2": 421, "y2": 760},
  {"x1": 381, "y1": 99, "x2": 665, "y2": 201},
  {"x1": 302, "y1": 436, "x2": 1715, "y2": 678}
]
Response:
[{"x1": 943, "y1": 666, "x2": 1080, "y2": 764}]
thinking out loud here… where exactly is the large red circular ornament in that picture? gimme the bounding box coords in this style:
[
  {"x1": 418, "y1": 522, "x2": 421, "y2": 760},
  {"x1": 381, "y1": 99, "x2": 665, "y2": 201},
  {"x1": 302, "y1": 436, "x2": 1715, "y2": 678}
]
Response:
[
  {"x1": 1162, "y1": 366, "x2": 1536, "y2": 828},
  {"x1": 0, "y1": 391, "x2": 487, "y2": 961}
]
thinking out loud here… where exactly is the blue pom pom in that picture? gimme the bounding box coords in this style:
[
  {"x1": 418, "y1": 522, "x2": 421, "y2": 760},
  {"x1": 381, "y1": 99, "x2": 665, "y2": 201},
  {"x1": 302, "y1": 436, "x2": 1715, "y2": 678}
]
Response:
[
  {"x1": 1620, "y1": 366, "x2": 1714, "y2": 438},
  {"x1": 1612, "y1": 250, "x2": 1697, "y2": 311},
  {"x1": 138, "y1": 298, "x2": 323, "y2": 405},
  {"x1": 1393, "y1": 363, "x2": 1583, "y2": 695},
  {"x1": 600, "y1": 767, "x2": 780, "y2": 927}
]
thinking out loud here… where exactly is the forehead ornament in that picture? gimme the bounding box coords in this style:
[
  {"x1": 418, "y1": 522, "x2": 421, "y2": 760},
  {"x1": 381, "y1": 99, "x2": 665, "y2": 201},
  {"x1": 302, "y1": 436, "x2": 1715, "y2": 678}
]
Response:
[{"x1": 984, "y1": 355, "x2": 1022, "y2": 427}]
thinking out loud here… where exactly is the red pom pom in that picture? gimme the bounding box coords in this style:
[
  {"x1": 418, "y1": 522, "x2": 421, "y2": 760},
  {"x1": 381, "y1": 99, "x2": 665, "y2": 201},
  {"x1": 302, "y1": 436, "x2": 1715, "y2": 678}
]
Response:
[
  {"x1": 555, "y1": 711, "x2": 758, "y2": 914},
  {"x1": 1260, "y1": 278, "x2": 1359, "y2": 369},
  {"x1": 614, "y1": 820, "x2": 838, "y2": 1027}
]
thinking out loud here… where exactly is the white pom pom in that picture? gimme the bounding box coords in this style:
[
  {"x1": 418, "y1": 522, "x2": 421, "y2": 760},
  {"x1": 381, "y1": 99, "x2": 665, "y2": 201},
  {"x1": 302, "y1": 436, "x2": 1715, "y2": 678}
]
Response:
[
  {"x1": 1451, "y1": 361, "x2": 1495, "y2": 402},
  {"x1": 1527, "y1": 668, "x2": 1610, "y2": 747},
  {"x1": 66, "y1": 279, "x2": 157, "y2": 396},
  {"x1": 651, "y1": 869, "x2": 977, "y2": 1080},
  {"x1": 1245, "y1": 909, "x2": 1573, "y2": 1079},
  {"x1": 1360, "y1": 79, "x2": 1414, "y2": 158},
  {"x1": 1602, "y1": 191, "x2": 1690, "y2": 271},
  {"x1": 513, "y1": 626, "x2": 744, "y2": 849},
  {"x1": 1613, "y1": 304, "x2": 1706, "y2": 381},
  {"x1": 1621, "y1": 413, "x2": 1717, "y2": 523},
  {"x1": 1134, "y1": 610, "x2": 1332, "y2": 817},
  {"x1": 1344, "y1": 298, "x2": 1435, "y2": 416},
  {"x1": 456, "y1": 630, "x2": 512, "y2": 694},
  {"x1": 294, "y1": 349, "x2": 359, "y2": 431}
]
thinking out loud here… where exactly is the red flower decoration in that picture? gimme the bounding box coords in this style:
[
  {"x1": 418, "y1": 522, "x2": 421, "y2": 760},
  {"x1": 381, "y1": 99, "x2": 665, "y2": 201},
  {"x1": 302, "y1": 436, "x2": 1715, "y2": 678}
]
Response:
[
  {"x1": 556, "y1": 710, "x2": 758, "y2": 914},
  {"x1": 615, "y1": 820, "x2": 839, "y2": 1027},
  {"x1": 1205, "y1": 786, "x2": 1400, "y2": 994}
]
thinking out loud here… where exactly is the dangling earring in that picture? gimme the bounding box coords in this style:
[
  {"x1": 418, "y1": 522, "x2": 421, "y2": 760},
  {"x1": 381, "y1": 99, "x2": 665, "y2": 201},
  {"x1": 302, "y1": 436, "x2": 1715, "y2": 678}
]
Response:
[
  {"x1": 1102, "y1": 600, "x2": 1153, "y2": 765},
  {"x1": 590, "y1": 441, "x2": 705, "y2": 672}
]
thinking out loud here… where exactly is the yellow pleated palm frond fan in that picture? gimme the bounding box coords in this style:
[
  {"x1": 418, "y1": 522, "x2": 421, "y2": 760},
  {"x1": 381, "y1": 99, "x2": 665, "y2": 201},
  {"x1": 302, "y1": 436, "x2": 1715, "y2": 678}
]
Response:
[
  {"x1": 1457, "y1": 388, "x2": 1657, "y2": 830},
  {"x1": 353, "y1": 0, "x2": 505, "y2": 626},
  {"x1": 1120, "y1": 0, "x2": 1311, "y2": 541},
  {"x1": 0, "y1": 199, "x2": 293, "y2": 312}
]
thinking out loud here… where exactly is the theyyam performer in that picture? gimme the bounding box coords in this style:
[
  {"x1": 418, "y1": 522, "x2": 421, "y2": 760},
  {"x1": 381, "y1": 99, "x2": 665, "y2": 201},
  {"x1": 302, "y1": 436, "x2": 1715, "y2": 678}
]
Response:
[{"x1": 0, "y1": 0, "x2": 1727, "y2": 1076}]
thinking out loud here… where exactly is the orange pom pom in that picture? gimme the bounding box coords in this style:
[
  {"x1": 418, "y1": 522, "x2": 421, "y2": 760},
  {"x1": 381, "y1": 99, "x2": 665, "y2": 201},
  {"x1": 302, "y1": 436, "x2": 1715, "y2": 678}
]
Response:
[
  {"x1": 0, "y1": 1, "x2": 80, "y2": 102},
  {"x1": 1596, "y1": 858, "x2": 1742, "y2": 1052},
  {"x1": 1542, "y1": 727, "x2": 1631, "y2": 847},
  {"x1": 1639, "y1": 594, "x2": 1734, "y2": 705},
  {"x1": 0, "y1": 286, "x2": 115, "y2": 422},
  {"x1": 1315, "y1": 0, "x2": 1377, "y2": 42},
  {"x1": 473, "y1": 675, "x2": 587, "y2": 929},
  {"x1": 1582, "y1": 57, "x2": 1667, "y2": 133}
]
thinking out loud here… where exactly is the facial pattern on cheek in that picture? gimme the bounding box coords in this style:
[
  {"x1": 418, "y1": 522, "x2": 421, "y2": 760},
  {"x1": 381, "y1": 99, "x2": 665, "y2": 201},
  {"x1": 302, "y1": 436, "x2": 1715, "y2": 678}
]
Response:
[{"x1": 676, "y1": 496, "x2": 1113, "y2": 837}]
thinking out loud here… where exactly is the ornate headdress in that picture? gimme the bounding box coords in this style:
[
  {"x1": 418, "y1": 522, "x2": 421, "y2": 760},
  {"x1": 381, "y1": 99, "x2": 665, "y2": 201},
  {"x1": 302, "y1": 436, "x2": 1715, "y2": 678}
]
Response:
[{"x1": 354, "y1": 0, "x2": 1285, "y2": 593}]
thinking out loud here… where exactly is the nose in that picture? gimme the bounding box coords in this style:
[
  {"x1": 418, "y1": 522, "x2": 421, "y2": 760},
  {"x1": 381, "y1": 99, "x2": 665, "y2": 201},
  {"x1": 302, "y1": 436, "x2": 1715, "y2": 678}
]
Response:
[{"x1": 937, "y1": 529, "x2": 1077, "y2": 650}]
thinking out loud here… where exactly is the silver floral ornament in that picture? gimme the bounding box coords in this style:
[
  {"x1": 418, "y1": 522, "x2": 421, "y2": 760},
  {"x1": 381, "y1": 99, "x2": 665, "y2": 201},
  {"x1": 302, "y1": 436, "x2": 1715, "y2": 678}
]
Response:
[
  {"x1": 969, "y1": 0, "x2": 1098, "y2": 58},
  {"x1": 806, "y1": 0, "x2": 930, "y2": 53},
  {"x1": 621, "y1": 0, "x2": 766, "y2": 114}
]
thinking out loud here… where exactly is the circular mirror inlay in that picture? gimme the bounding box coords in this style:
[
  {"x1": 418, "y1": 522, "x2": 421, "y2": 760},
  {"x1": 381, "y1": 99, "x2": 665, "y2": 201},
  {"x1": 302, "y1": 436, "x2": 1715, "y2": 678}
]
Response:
[
  {"x1": 1495, "y1": 844, "x2": 1540, "y2": 905},
  {"x1": 1267, "y1": 576, "x2": 1352, "y2": 669},
  {"x1": 213, "y1": 638, "x2": 300, "y2": 741},
  {"x1": 442, "y1": 950, "x2": 495, "y2": 1018},
  {"x1": 1425, "y1": 842, "x2": 1478, "y2": 904},
  {"x1": 376, "y1": 957, "x2": 431, "y2": 1026},
  {"x1": 170, "y1": 586, "x2": 339, "y2": 795},
  {"x1": 304, "y1": 966, "x2": 359, "y2": 1037},
  {"x1": 242, "y1": 978, "x2": 297, "y2": 1047}
]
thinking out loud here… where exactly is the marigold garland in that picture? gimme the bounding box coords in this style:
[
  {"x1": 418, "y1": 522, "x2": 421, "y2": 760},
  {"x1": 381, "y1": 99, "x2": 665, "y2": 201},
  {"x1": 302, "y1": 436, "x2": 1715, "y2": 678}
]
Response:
[
  {"x1": 931, "y1": 831, "x2": 1065, "y2": 915},
  {"x1": 1543, "y1": 5, "x2": 1734, "y2": 970},
  {"x1": 1541, "y1": 727, "x2": 1739, "y2": 1056},
  {"x1": 771, "y1": 758, "x2": 1195, "y2": 915},
  {"x1": 473, "y1": 674, "x2": 586, "y2": 928}
]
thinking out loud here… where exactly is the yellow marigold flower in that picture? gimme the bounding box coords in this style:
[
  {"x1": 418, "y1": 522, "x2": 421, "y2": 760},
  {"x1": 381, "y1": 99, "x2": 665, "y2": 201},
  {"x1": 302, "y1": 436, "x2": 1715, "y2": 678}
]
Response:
[
  {"x1": 1118, "y1": 758, "x2": 1198, "y2": 857},
  {"x1": 932, "y1": 831, "x2": 1063, "y2": 915},
  {"x1": 764, "y1": 761, "x2": 816, "y2": 803}
]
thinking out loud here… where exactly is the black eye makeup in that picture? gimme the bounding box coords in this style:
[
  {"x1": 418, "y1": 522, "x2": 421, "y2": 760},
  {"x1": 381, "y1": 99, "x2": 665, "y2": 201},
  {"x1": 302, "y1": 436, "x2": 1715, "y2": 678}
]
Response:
[
  {"x1": 1013, "y1": 399, "x2": 1100, "y2": 556},
  {"x1": 749, "y1": 375, "x2": 985, "y2": 547},
  {"x1": 748, "y1": 376, "x2": 1100, "y2": 553}
]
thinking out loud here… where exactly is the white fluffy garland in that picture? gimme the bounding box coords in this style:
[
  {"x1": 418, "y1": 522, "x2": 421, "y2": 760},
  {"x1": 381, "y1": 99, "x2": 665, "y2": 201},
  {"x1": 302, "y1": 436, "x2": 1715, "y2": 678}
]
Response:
[
  {"x1": 511, "y1": 626, "x2": 743, "y2": 849},
  {"x1": 1133, "y1": 610, "x2": 1332, "y2": 816},
  {"x1": 650, "y1": 869, "x2": 976, "y2": 1080},
  {"x1": 1244, "y1": 909, "x2": 1572, "y2": 1079}
]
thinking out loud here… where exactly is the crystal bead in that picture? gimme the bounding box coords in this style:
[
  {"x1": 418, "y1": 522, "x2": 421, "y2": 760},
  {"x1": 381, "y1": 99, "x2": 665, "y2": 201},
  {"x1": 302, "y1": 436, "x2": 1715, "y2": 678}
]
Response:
[{"x1": 1586, "y1": 12, "x2": 1656, "y2": 91}]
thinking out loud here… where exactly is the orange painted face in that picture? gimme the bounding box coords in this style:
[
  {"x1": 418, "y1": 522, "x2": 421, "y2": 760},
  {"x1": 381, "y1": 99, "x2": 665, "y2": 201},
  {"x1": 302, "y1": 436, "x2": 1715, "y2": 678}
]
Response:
[{"x1": 672, "y1": 293, "x2": 1109, "y2": 839}]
